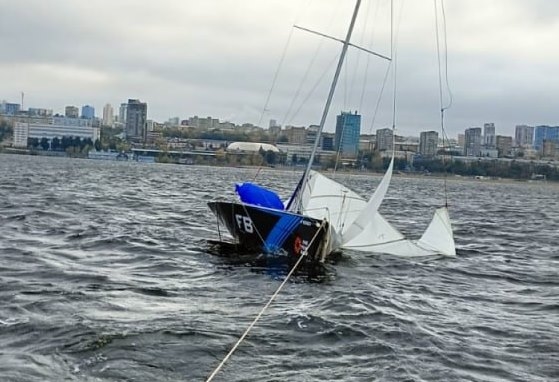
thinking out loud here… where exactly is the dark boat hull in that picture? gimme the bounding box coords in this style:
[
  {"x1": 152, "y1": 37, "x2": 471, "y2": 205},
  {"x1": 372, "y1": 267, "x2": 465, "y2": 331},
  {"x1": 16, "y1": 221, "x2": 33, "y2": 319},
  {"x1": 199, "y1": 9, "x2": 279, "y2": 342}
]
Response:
[{"x1": 207, "y1": 201, "x2": 329, "y2": 268}]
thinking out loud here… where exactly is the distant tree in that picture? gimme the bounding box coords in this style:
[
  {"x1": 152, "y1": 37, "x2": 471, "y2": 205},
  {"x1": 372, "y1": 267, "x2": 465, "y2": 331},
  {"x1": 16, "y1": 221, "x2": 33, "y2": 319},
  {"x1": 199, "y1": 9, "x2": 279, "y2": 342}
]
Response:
[
  {"x1": 40, "y1": 137, "x2": 49, "y2": 150},
  {"x1": 61, "y1": 136, "x2": 71, "y2": 150},
  {"x1": 83, "y1": 138, "x2": 93, "y2": 149},
  {"x1": 72, "y1": 136, "x2": 82, "y2": 149},
  {"x1": 94, "y1": 139, "x2": 102, "y2": 151},
  {"x1": 28, "y1": 137, "x2": 39, "y2": 149},
  {"x1": 0, "y1": 119, "x2": 13, "y2": 142},
  {"x1": 51, "y1": 137, "x2": 61, "y2": 151},
  {"x1": 265, "y1": 150, "x2": 277, "y2": 165}
]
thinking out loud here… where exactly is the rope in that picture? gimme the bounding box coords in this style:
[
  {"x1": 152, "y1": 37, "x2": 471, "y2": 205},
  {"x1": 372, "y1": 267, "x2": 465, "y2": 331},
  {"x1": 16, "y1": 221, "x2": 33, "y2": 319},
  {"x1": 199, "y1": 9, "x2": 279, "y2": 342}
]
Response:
[{"x1": 205, "y1": 220, "x2": 327, "y2": 382}]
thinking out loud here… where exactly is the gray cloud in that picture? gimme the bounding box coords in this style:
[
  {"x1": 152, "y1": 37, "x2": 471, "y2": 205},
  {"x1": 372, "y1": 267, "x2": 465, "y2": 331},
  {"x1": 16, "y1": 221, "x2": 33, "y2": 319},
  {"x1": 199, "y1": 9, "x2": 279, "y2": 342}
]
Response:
[{"x1": 1, "y1": 0, "x2": 558, "y2": 138}]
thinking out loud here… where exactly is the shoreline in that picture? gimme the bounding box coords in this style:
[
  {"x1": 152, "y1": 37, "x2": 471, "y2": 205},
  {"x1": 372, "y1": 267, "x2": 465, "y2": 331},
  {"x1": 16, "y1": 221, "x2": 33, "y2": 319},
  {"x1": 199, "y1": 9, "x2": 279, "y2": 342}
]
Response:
[{"x1": 1, "y1": 149, "x2": 557, "y2": 186}]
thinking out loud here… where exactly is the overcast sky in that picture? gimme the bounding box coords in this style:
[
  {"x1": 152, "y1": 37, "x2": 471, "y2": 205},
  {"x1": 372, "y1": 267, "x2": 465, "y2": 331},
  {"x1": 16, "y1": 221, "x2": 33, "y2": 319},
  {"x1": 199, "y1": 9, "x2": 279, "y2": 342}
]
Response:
[{"x1": 1, "y1": 0, "x2": 558, "y2": 137}]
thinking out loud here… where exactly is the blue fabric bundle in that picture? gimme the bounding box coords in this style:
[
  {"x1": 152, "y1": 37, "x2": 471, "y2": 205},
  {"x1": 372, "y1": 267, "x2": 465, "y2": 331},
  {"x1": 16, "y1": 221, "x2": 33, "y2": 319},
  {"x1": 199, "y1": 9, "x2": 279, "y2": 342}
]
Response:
[{"x1": 235, "y1": 182, "x2": 284, "y2": 210}]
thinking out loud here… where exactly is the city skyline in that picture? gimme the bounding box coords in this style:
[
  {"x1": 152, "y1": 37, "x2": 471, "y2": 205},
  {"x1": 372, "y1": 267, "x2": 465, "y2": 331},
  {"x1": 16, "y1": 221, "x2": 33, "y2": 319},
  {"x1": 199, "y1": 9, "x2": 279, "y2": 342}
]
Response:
[{"x1": 1, "y1": 1, "x2": 558, "y2": 137}]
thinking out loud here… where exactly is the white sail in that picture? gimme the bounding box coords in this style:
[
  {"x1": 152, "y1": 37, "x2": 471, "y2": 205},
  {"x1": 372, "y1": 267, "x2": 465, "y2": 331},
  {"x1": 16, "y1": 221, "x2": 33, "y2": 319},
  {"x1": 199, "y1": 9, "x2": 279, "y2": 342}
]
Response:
[
  {"x1": 416, "y1": 207, "x2": 456, "y2": 257},
  {"x1": 301, "y1": 163, "x2": 456, "y2": 257},
  {"x1": 302, "y1": 170, "x2": 365, "y2": 235},
  {"x1": 343, "y1": 208, "x2": 456, "y2": 257},
  {"x1": 341, "y1": 156, "x2": 394, "y2": 243}
]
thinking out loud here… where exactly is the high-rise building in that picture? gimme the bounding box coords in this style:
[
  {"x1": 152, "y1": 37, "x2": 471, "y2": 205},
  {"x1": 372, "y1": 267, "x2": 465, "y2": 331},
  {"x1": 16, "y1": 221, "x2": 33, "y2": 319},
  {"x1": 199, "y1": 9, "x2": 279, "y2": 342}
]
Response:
[
  {"x1": 81, "y1": 105, "x2": 95, "y2": 119},
  {"x1": 464, "y1": 127, "x2": 482, "y2": 156},
  {"x1": 483, "y1": 122, "x2": 495, "y2": 148},
  {"x1": 118, "y1": 103, "x2": 128, "y2": 124},
  {"x1": 65, "y1": 106, "x2": 79, "y2": 118},
  {"x1": 102, "y1": 103, "x2": 114, "y2": 127},
  {"x1": 495, "y1": 135, "x2": 513, "y2": 157},
  {"x1": 335, "y1": 111, "x2": 361, "y2": 157},
  {"x1": 375, "y1": 127, "x2": 393, "y2": 151},
  {"x1": 533, "y1": 125, "x2": 559, "y2": 151},
  {"x1": 514, "y1": 125, "x2": 534, "y2": 148},
  {"x1": 419, "y1": 131, "x2": 439, "y2": 157},
  {"x1": 125, "y1": 99, "x2": 147, "y2": 141}
]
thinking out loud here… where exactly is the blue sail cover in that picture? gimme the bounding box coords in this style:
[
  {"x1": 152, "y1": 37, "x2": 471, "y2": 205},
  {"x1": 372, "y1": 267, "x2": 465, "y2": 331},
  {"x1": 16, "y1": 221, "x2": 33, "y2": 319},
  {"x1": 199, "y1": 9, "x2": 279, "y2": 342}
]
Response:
[{"x1": 235, "y1": 182, "x2": 285, "y2": 210}]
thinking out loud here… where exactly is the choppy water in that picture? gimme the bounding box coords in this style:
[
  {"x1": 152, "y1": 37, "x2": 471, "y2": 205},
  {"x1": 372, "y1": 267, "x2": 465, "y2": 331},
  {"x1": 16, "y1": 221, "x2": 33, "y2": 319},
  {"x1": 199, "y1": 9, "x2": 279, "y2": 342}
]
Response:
[{"x1": 0, "y1": 153, "x2": 558, "y2": 382}]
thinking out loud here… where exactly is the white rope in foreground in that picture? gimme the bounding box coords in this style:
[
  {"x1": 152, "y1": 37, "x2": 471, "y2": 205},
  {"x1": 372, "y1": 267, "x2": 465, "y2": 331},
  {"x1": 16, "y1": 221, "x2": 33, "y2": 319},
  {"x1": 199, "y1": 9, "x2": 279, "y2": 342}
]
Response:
[{"x1": 205, "y1": 220, "x2": 326, "y2": 382}]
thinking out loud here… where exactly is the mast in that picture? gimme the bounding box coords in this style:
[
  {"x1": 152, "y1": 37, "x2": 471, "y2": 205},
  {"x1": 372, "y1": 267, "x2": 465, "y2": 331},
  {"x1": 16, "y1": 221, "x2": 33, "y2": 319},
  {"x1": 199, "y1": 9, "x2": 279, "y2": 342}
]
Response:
[{"x1": 293, "y1": 0, "x2": 362, "y2": 213}]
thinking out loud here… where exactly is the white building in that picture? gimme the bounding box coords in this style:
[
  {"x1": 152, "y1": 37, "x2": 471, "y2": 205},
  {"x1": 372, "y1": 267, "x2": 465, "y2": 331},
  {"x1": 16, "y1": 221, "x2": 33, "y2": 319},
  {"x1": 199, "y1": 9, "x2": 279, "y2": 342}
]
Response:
[
  {"x1": 13, "y1": 122, "x2": 100, "y2": 148},
  {"x1": 13, "y1": 122, "x2": 29, "y2": 147},
  {"x1": 52, "y1": 116, "x2": 93, "y2": 127},
  {"x1": 102, "y1": 103, "x2": 114, "y2": 127}
]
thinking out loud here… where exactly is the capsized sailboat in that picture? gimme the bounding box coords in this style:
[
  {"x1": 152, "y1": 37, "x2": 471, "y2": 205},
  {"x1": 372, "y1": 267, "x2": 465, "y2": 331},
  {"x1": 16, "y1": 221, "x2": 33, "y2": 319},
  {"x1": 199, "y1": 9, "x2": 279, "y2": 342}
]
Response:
[{"x1": 207, "y1": 0, "x2": 455, "y2": 267}]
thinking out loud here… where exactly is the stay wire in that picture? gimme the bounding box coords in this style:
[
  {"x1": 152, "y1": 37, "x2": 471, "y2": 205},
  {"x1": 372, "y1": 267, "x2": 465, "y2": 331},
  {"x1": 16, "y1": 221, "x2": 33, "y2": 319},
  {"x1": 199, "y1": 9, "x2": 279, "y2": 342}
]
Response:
[
  {"x1": 257, "y1": 0, "x2": 312, "y2": 129},
  {"x1": 433, "y1": 0, "x2": 452, "y2": 207}
]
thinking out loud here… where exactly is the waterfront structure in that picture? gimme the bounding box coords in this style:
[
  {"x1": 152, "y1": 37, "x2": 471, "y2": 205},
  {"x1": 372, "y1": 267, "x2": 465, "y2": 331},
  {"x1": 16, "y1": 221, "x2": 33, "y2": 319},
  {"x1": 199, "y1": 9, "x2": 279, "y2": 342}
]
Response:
[
  {"x1": 515, "y1": 125, "x2": 534, "y2": 148},
  {"x1": 102, "y1": 103, "x2": 114, "y2": 127},
  {"x1": 13, "y1": 122, "x2": 100, "y2": 148},
  {"x1": 81, "y1": 105, "x2": 95, "y2": 119},
  {"x1": 335, "y1": 112, "x2": 361, "y2": 157},
  {"x1": 125, "y1": 99, "x2": 147, "y2": 141},
  {"x1": 419, "y1": 130, "x2": 438, "y2": 157},
  {"x1": 533, "y1": 125, "x2": 559, "y2": 151},
  {"x1": 464, "y1": 127, "x2": 482, "y2": 157},
  {"x1": 375, "y1": 127, "x2": 393, "y2": 151},
  {"x1": 496, "y1": 135, "x2": 513, "y2": 157},
  {"x1": 276, "y1": 143, "x2": 335, "y2": 165},
  {"x1": 483, "y1": 123, "x2": 496, "y2": 148},
  {"x1": 65, "y1": 106, "x2": 79, "y2": 118}
]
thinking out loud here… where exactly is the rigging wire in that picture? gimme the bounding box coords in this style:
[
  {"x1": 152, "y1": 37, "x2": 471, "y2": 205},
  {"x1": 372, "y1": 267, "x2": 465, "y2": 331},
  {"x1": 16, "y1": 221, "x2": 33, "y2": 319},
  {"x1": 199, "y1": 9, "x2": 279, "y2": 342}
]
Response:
[
  {"x1": 358, "y1": 0, "x2": 381, "y2": 113},
  {"x1": 283, "y1": 0, "x2": 344, "y2": 126},
  {"x1": 257, "y1": 27, "x2": 295, "y2": 129},
  {"x1": 282, "y1": 36, "x2": 328, "y2": 125},
  {"x1": 257, "y1": 0, "x2": 313, "y2": 129},
  {"x1": 433, "y1": 0, "x2": 453, "y2": 207},
  {"x1": 286, "y1": 54, "x2": 340, "y2": 125}
]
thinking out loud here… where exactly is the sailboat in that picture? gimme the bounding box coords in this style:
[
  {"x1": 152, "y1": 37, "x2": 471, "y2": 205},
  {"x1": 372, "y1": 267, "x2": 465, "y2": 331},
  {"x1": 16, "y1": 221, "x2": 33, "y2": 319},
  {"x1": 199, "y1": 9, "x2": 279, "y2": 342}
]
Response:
[{"x1": 207, "y1": 0, "x2": 456, "y2": 270}]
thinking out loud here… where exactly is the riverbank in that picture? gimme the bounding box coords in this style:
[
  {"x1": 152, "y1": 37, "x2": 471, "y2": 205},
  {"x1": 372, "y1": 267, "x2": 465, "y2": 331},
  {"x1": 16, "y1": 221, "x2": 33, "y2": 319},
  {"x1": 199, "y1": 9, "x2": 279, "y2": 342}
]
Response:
[{"x1": 1, "y1": 149, "x2": 557, "y2": 185}]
